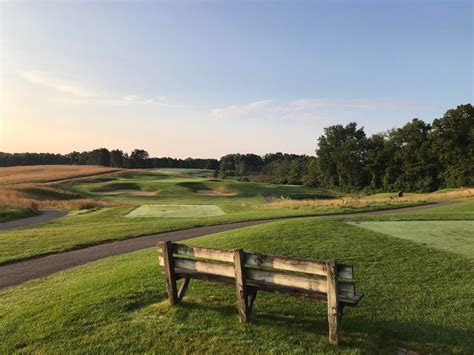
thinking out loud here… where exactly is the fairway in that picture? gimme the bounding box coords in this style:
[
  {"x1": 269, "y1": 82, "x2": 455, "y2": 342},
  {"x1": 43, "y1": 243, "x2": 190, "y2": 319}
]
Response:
[
  {"x1": 349, "y1": 221, "x2": 474, "y2": 257},
  {"x1": 126, "y1": 204, "x2": 226, "y2": 218}
]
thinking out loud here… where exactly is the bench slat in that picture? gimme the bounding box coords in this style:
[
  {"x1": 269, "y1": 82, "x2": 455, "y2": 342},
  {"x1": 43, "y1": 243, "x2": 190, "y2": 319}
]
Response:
[
  {"x1": 337, "y1": 264, "x2": 353, "y2": 279},
  {"x1": 245, "y1": 253, "x2": 326, "y2": 276},
  {"x1": 174, "y1": 244, "x2": 234, "y2": 263},
  {"x1": 174, "y1": 257, "x2": 236, "y2": 278},
  {"x1": 246, "y1": 269, "x2": 328, "y2": 293}
]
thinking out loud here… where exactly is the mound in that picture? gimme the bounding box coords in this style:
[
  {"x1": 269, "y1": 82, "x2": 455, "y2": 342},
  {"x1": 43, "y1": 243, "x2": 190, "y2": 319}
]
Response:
[
  {"x1": 100, "y1": 190, "x2": 155, "y2": 196},
  {"x1": 195, "y1": 190, "x2": 236, "y2": 196},
  {"x1": 92, "y1": 182, "x2": 141, "y2": 192}
]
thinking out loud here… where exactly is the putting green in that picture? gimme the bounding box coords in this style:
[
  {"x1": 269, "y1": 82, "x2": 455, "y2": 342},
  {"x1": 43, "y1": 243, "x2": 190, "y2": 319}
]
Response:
[
  {"x1": 126, "y1": 204, "x2": 225, "y2": 218},
  {"x1": 349, "y1": 221, "x2": 474, "y2": 258}
]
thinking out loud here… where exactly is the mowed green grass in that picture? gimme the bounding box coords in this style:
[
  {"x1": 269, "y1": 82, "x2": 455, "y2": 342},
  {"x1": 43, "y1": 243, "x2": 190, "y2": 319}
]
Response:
[
  {"x1": 348, "y1": 221, "x2": 474, "y2": 257},
  {"x1": 357, "y1": 198, "x2": 474, "y2": 221},
  {"x1": 1, "y1": 218, "x2": 472, "y2": 353},
  {"x1": 126, "y1": 204, "x2": 226, "y2": 218},
  {"x1": 68, "y1": 171, "x2": 337, "y2": 206}
]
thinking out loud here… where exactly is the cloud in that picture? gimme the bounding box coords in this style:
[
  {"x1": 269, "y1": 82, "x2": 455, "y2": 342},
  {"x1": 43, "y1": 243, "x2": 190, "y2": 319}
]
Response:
[
  {"x1": 19, "y1": 70, "x2": 168, "y2": 106},
  {"x1": 211, "y1": 99, "x2": 273, "y2": 119},
  {"x1": 20, "y1": 70, "x2": 101, "y2": 98},
  {"x1": 210, "y1": 98, "x2": 424, "y2": 122},
  {"x1": 291, "y1": 98, "x2": 423, "y2": 110}
]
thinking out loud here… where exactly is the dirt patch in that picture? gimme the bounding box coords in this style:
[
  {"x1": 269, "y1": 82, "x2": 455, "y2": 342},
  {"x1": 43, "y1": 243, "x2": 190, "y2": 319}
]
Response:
[
  {"x1": 196, "y1": 190, "x2": 236, "y2": 197},
  {"x1": 99, "y1": 190, "x2": 155, "y2": 196}
]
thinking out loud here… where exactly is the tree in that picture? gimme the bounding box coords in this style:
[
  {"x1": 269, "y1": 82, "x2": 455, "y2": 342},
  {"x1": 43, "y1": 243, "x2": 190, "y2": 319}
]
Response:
[
  {"x1": 316, "y1": 122, "x2": 369, "y2": 191},
  {"x1": 365, "y1": 133, "x2": 390, "y2": 191},
  {"x1": 303, "y1": 158, "x2": 319, "y2": 187},
  {"x1": 110, "y1": 149, "x2": 125, "y2": 168},
  {"x1": 87, "y1": 148, "x2": 111, "y2": 166},
  {"x1": 431, "y1": 104, "x2": 474, "y2": 187},
  {"x1": 385, "y1": 119, "x2": 438, "y2": 192},
  {"x1": 129, "y1": 149, "x2": 150, "y2": 168}
]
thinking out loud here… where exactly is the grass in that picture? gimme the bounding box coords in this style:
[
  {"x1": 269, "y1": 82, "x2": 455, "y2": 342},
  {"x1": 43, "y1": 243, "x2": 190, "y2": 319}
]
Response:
[
  {"x1": 150, "y1": 168, "x2": 214, "y2": 178},
  {"x1": 0, "y1": 168, "x2": 452, "y2": 264},
  {"x1": 0, "y1": 206, "x2": 39, "y2": 223},
  {"x1": 1, "y1": 218, "x2": 472, "y2": 353},
  {"x1": 270, "y1": 187, "x2": 474, "y2": 210},
  {"x1": 352, "y1": 198, "x2": 474, "y2": 221},
  {"x1": 0, "y1": 166, "x2": 123, "y2": 217},
  {"x1": 0, "y1": 165, "x2": 121, "y2": 184},
  {"x1": 348, "y1": 220, "x2": 474, "y2": 257},
  {"x1": 126, "y1": 204, "x2": 226, "y2": 218}
]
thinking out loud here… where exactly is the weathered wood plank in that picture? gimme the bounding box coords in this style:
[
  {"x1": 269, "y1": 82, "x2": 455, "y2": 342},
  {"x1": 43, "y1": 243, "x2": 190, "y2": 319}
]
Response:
[
  {"x1": 234, "y1": 249, "x2": 249, "y2": 322},
  {"x1": 246, "y1": 268, "x2": 328, "y2": 293},
  {"x1": 338, "y1": 281, "x2": 355, "y2": 297},
  {"x1": 326, "y1": 261, "x2": 339, "y2": 346},
  {"x1": 337, "y1": 264, "x2": 353, "y2": 279},
  {"x1": 174, "y1": 257, "x2": 235, "y2": 278},
  {"x1": 159, "y1": 241, "x2": 178, "y2": 305},
  {"x1": 245, "y1": 253, "x2": 327, "y2": 276},
  {"x1": 174, "y1": 244, "x2": 234, "y2": 263}
]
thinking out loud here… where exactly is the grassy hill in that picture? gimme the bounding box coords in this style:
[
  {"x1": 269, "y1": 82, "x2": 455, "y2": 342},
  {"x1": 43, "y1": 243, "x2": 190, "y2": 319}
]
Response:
[{"x1": 1, "y1": 208, "x2": 472, "y2": 353}]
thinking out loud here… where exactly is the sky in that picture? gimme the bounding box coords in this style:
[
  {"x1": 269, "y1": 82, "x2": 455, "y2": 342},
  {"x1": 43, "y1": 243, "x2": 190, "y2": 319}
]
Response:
[{"x1": 0, "y1": 0, "x2": 472, "y2": 158}]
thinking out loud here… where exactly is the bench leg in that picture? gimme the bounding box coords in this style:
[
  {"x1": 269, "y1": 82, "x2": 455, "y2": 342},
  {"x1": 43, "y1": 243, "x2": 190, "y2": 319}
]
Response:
[
  {"x1": 234, "y1": 249, "x2": 249, "y2": 322},
  {"x1": 247, "y1": 288, "x2": 258, "y2": 316},
  {"x1": 326, "y1": 261, "x2": 339, "y2": 345},
  {"x1": 338, "y1": 305, "x2": 345, "y2": 323},
  {"x1": 160, "y1": 241, "x2": 178, "y2": 305},
  {"x1": 177, "y1": 277, "x2": 190, "y2": 304}
]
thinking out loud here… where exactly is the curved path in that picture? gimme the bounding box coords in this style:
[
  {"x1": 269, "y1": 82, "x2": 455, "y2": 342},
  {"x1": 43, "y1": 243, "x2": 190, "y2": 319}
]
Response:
[
  {"x1": 0, "y1": 210, "x2": 68, "y2": 231},
  {"x1": 0, "y1": 202, "x2": 452, "y2": 289}
]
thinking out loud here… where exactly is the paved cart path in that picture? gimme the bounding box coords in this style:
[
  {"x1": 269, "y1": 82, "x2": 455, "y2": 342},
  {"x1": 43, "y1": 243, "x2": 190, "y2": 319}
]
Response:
[
  {"x1": 0, "y1": 210, "x2": 68, "y2": 231},
  {"x1": 0, "y1": 202, "x2": 452, "y2": 289}
]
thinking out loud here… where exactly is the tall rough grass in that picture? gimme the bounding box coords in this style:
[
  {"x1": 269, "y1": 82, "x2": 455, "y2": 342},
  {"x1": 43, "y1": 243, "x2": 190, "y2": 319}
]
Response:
[
  {"x1": 0, "y1": 165, "x2": 122, "y2": 184},
  {"x1": 264, "y1": 188, "x2": 474, "y2": 209},
  {"x1": 0, "y1": 184, "x2": 119, "y2": 211},
  {"x1": 0, "y1": 188, "x2": 38, "y2": 210},
  {"x1": 0, "y1": 165, "x2": 123, "y2": 212}
]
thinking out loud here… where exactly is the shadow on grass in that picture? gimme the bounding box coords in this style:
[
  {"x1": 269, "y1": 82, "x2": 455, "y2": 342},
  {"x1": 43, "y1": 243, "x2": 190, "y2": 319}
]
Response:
[{"x1": 168, "y1": 299, "x2": 473, "y2": 352}]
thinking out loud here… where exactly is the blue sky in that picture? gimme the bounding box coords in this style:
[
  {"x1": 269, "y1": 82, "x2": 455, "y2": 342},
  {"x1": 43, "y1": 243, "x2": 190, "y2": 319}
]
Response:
[{"x1": 1, "y1": 0, "x2": 472, "y2": 158}]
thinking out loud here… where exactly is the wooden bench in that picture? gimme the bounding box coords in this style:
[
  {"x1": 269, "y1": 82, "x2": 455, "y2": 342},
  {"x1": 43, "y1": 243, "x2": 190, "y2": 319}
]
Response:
[{"x1": 158, "y1": 241, "x2": 363, "y2": 345}]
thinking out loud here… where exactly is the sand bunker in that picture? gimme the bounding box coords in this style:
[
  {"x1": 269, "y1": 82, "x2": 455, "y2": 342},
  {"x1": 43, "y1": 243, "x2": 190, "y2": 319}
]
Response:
[
  {"x1": 99, "y1": 189, "x2": 155, "y2": 196},
  {"x1": 196, "y1": 190, "x2": 236, "y2": 196}
]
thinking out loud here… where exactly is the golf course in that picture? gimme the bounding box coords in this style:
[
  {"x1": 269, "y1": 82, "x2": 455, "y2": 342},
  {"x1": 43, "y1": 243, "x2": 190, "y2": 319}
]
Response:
[
  {"x1": 0, "y1": 166, "x2": 472, "y2": 353},
  {"x1": 2, "y1": 2, "x2": 472, "y2": 352}
]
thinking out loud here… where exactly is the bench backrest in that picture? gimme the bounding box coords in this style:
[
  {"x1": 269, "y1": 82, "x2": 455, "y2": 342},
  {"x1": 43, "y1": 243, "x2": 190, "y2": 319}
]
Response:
[{"x1": 158, "y1": 242, "x2": 356, "y2": 302}]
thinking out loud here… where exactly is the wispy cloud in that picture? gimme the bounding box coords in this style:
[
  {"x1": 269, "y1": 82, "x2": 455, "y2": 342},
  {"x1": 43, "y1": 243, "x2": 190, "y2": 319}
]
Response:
[
  {"x1": 211, "y1": 99, "x2": 273, "y2": 119},
  {"x1": 20, "y1": 70, "x2": 101, "y2": 98},
  {"x1": 291, "y1": 98, "x2": 423, "y2": 110},
  {"x1": 19, "y1": 70, "x2": 168, "y2": 105},
  {"x1": 210, "y1": 98, "x2": 424, "y2": 122}
]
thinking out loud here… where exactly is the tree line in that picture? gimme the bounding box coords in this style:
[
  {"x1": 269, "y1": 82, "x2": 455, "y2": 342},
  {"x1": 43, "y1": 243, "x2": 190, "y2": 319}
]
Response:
[
  {"x1": 218, "y1": 104, "x2": 473, "y2": 192},
  {"x1": 0, "y1": 149, "x2": 219, "y2": 170},
  {"x1": 1, "y1": 104, "x2": 472, "y2": 192}
]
